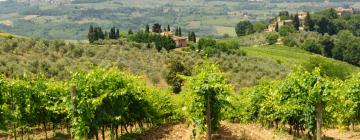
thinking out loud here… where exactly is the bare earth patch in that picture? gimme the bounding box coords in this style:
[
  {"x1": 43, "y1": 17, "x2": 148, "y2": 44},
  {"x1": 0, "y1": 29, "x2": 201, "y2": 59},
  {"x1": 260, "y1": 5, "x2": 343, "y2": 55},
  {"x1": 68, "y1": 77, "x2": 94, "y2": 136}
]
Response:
[
  {"x1": 23, "y1": 15, "x2": 39, "y2": 20},
  {"x1": 324, "y1": 129, "x2": 360, "y2": 140},
  {"x1": 136, "y1": 122, "x2": 193, "y2": 140},
  {"x1": 187, "y1": 21, "x2": 201, "y2": 29},
  {"x1": 0, "y1": 20, "x2": 13, "y2": 26},
  {"x1": 137, "y1": 122, "x2": 293, "y2": 140}
]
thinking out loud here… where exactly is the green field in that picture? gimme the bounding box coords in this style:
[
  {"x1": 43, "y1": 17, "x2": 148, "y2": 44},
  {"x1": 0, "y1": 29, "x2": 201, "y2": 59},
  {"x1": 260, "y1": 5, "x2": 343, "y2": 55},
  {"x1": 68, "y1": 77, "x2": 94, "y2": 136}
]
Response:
[{"x1": 242, "y1": 45, "x2": 359, "y2": 79}]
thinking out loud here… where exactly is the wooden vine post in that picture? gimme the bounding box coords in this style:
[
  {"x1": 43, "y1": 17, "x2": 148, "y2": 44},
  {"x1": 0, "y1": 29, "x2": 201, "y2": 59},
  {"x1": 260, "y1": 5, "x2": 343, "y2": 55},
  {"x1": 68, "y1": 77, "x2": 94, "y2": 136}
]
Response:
[
  {"x1": 316, "y1": 102, "x2": 322, "y2": 140},
  {"x1": 206, "y1": 95, "x2": 211, "y2": 140},
  {"x1": 70, "y1": 85, "x2": 77, "y2": 140}
]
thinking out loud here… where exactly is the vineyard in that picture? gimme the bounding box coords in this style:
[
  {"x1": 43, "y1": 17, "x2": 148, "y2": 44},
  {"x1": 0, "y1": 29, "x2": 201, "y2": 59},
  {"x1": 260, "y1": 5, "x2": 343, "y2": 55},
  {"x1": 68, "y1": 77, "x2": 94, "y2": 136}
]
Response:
[
  {"x1": 0, "y1": 68, "x2": 175, "y2": 140},
  {"x1": 0, "y1": 59, "x2": 359, "y2": 139}
]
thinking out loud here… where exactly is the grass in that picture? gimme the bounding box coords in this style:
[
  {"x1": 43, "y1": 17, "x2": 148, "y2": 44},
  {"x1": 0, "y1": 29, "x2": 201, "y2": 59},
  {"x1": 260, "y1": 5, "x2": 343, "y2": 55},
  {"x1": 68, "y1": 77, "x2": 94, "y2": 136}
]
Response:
[
  {"x1": 0, "y1": 30, "x2": 12, "y2": 38},
  {"x1": 242, "y1": 45, "x2": 316, "y2": 64},
  {"x1": 0, "y1": 30, "x2": 25, "y2": 39},
  {"x1": 214, "y1": 26, "x2": 236, "y2": 37},
  {"x1": 241, "y1": 45, "x2": 360, "y2": 78}
]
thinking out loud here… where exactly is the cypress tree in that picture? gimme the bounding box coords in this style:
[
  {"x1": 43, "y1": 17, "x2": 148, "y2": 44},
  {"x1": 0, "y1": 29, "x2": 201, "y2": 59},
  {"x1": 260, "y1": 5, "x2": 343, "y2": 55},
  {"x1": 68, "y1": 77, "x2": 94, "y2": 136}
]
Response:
[
  {"x1": 167, "y1": 25, "x2": 171, "y2": 32},
  {"x1": 109, "y1": 27, "x2": 116, "y2": 39},
  {"x1": 191, "y1": 31, "x2": 196, "y2": 42},
  {"x1": 128, "y1": 29, "x2": 133, "y2": 35},
  {"x1": 304, "y1": 12, "x2": 315, "y2": 31},
  {"x1": 94, "y1": 27, "x2": 100, "y2": 41},
  {"x1": 104, "y1": 31, "x2": 108, "y2": 39},
  {"x1": 179, "y1": 27, "x2": 182, "y2": 37},
  {"x1": 88, "y1": 25, "x2": 95, "y2": 43},
  {"x1": 175, "y1": 27, "x2": 179, "y2": 36},
  {"x1": 145, "y1": 24, "x2": 150, "y2": 33},
  {"x1": 188, "y1": 32, "x2": 191, "y2": 41},
  {"x1": 99, "y1": 27, "x2": 105, "y2": 40},
  {"x1": 293, "y1": 14, "x2": 300, "y2": 30},
  {"x1": 152, "y1": 23, "x2": 162, "y2": 33},
  {"x1": 116, "y1": 28, "x2": 120, "y2": 39}
]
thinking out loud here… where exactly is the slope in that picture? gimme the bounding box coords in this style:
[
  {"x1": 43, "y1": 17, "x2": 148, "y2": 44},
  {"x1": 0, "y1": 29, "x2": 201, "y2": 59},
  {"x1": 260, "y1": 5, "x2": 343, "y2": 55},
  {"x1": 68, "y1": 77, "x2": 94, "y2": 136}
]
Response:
[
  {"x1": 241, "y1": 45, "x2": 359, "y2": 79},
  {"x1": 0, "y1": 30, "x2": 24, "y2": 39}
]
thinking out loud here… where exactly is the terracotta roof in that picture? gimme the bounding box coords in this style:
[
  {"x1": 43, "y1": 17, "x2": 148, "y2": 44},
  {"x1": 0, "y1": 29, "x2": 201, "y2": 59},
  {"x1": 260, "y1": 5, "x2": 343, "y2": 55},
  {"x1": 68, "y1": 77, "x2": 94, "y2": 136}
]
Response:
[{"x1": 172, "y1": 36, "x2": 187, "y2": 41}]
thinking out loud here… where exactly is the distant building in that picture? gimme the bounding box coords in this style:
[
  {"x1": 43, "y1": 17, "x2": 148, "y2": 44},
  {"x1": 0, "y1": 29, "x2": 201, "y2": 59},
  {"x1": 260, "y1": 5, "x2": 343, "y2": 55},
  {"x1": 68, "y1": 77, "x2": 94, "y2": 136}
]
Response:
[
  {"x1": 335, "y1": 7, "x2": 354, "y2": 16},
  {"x1": 297, "y1": 12, "x2": 307, "y2": 20},
  {"x1": 265, "y1": 17, "x2": 294, "y2": 32},
  {"x1": 265, "y1": 13, "x2": 307, "y2": 32},
  {"x1": 160, "y1": 31, "x2": 188, "y2": 48}
]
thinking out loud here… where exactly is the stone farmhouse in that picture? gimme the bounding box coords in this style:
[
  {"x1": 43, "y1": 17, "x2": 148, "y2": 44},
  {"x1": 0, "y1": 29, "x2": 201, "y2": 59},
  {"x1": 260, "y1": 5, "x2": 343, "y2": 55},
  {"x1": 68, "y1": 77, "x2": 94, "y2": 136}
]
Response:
[
  {"x1": 335, "y1": 7, "x2": 354, "y2": 16},
  {"x1": 160, "y1": 31, "x2": 188, "y2": 48},
  {"x1": 265, "y1": 17, "x2": 295, "y2": 32},
  {"x1": 265, "y1": 7, "x2": 354, "y2": 32}
]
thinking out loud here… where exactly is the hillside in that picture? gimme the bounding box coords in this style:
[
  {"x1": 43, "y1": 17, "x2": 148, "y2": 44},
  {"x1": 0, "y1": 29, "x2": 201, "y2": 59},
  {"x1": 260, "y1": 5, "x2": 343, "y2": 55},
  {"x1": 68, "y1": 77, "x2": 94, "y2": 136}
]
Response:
[
  {"x1": 0, "y1": 0, "x2": 359, "y2": 39},
  {"x1": 0, "y1": 30, "x2": 14, "y2": 38},
  {"x1": 242, "y1": 45, "x2": 359, "y2": 79},
  {"x1": 0, "y1": 30, "x2": 25, "y2": 39}
]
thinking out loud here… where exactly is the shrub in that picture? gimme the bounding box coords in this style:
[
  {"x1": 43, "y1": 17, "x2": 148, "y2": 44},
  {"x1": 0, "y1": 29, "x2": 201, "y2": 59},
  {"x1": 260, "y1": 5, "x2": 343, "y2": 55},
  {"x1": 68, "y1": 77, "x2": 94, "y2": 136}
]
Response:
[
  {"x1": 278, "y1": 25, "x2": 296, "y2": 36},
  {"x1": 302, "y1": 38, "x2": 322, "y2": 54},
  {"x1": 265, "y1": 33, "x2": 279, "y2": 45}
]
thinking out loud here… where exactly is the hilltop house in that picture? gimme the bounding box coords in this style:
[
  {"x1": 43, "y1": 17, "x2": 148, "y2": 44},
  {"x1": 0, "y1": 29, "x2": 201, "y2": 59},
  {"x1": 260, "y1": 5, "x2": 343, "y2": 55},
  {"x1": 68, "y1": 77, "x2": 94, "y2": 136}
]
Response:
[
  {"x1": 160, "y1": 31, "x2": 187, "y2": 48},
  {"x1": 265, "y1": 17, "x2": 295, "y2": 32},
  {"x1": 335, "y1": 7, "x2": 354, "y2": 16},
  {"x1": 297, "y1": 12, "x2": 307, "y2": 20},
  {"x1": 265, "y1": 12, "x2": 308, "y2": 32}
]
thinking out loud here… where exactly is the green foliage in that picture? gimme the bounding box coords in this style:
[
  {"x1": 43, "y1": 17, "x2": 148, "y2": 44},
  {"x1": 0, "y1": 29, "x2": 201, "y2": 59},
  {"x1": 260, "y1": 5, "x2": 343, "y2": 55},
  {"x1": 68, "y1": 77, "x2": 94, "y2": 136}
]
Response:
[
  {"x1": 227, "y1": 67, "x2": 335, "y2": 138},
  {"x1": 88, "y1": 25, "x2": 105, "y2": 43},
  {"x1": 165, "y1": 60, "x2": 191, "y2": 94},
  {"x1": 304, "y1": 12, "x2": 315, "y2": 31},
  {"x1": 197, "y1": 38, "x2": 217, "y2": 51},
  {"x1": 71, "y1": 68, "x2": 170, "y2": 139},
  {"x1": 188, "y1": 31, "x2": 197, "y2": 42},
  {"x1": 235, "y1": 21, "x2": 255, "y2": 37},
  {"x1": 293, "y1": 14, "x2": 300, "y2": 30},
  {"x1": 0, "y1": 68, "x2": 175, "y2": 139},
  {"x1": 152, "y1": 23, "x2": 162, "y2": 33},
  {"x1": 265, "y1": 33, "x2": 279, "y2": 45},
  {"x1": 241, "y1": 45, "x2": 359, "y2": 78},
  {"x1": 175, "y1": 26, "x2": 182, "y2": 37},
  {"x1": 182, "y1": 61, "x2": 231, "y2": 134},
  {"x1": 283, "y1": 36, "x2": 298, "y2": 47},
  {"x1": 278, "y1": 11, "x2": 290, "y2": 19},
  {"x1": 131, "y1": 31, "x2": 176, "y2": 51},
  {"x1": 0, "y1": 75, "x2": 69, "y2": 139},
  {"x1": 302, "y1": 56, "x2": 353, "y2": 80},
  {"x1": 252, "y1": 22, "x2": 267, "y2": 33},
  {"x1": 333, "y1": 30, "x2": 360, "y2": 66},
  {"x1": 302, "y1": 38, "x2": 322, "y2": 54},
  {"x1": 333, "y1": 73, "x2": 360, "y2": 127},
  {"x1": 278, "y1": 25, "x2": 295, "y2": 37}
]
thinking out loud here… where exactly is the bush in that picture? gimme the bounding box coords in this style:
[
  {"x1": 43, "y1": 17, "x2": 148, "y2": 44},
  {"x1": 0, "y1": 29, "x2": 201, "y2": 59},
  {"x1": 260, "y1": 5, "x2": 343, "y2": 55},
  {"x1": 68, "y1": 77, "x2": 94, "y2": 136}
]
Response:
[
  {"x1": 278, "y1": 25, "x2": 296, "y2": 36},
  {"x1": 283, "y1": 36, "x2": 298, "y2": 47},
  {"x1": 265, "y1": 33, "x2": 279, "y2": 45},
  {"x1": 235, "y1": 20, "x2": 255, "y2": 36},
  {"x1": 302, "y1": 38, "x2": 322, "y2": 54}
]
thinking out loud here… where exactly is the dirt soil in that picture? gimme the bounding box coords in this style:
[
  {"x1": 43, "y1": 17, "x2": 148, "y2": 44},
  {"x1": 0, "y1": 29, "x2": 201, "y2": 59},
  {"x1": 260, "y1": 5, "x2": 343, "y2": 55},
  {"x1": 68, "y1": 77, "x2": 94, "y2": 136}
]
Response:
[{"x1": 137, "y1": 122, "x2": 293, "y2": 140}]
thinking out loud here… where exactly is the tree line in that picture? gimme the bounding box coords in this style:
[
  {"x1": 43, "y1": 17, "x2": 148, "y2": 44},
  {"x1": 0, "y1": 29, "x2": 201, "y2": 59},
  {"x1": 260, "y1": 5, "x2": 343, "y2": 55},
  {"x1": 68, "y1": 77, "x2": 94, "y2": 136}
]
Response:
[{"x1": 87, "y1": 25, "x2": 120, "y2": 43}]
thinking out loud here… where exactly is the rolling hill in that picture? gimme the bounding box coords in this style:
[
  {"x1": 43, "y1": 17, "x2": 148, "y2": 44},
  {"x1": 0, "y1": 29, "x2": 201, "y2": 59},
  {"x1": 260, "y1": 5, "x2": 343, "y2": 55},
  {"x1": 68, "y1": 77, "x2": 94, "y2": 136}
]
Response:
[{"x1": 0, "y1": 0, "x2": 359, "y2": 39}]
